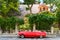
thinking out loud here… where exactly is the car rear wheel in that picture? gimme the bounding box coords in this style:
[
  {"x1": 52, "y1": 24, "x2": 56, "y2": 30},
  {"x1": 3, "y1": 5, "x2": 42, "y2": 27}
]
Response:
[{"x1": 20, "y1": 35, "x2": 24, "y2": 38}]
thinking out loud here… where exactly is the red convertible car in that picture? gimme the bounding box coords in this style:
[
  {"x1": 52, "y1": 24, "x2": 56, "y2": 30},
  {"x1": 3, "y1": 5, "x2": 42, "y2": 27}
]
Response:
[{"x1": 18, "y1": 31, "x2": 47, "y2": 38}]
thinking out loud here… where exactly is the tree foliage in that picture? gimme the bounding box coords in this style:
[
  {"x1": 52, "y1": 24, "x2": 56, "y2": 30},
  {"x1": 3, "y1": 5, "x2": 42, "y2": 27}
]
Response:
[
  {"x1": 24, "y1": 0, "x2": 35, "y2": 13},
  {"x1": 0, "y1": 0, "x2": 19, "y2": 16},
  {"x1": 56, "y1": 9, "x2": 60, "y2": 29},
  {"x1": 44, "y1": 0, "x2": 55, "y2": 4},
  {"x1": 24, "y1": 0, "x2": 35, "y2": 5},
  {"x1": 44, "y1": 0, "x2": 60, "y2": 8},
  {"x1": 26, "y1": 11, "x2": 56, "y2": 31},
  {"x1": 0, "y1": 16, "x2": 24, "y2": 33}
]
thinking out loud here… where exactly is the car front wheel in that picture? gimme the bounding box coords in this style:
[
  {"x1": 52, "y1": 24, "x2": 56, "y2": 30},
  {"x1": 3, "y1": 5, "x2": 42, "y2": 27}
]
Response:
[{"x1": 20, "y1": 35, "x2": 24, "y2": 38}]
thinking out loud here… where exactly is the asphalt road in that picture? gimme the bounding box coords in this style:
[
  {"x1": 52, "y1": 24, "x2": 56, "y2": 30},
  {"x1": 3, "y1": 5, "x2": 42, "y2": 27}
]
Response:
[
  {"x1": 0, "y1": 34, "x2": 60, "y2": 40},
  {"x1": 0, "y1": 37, "x2": 60, "y2": 40}
]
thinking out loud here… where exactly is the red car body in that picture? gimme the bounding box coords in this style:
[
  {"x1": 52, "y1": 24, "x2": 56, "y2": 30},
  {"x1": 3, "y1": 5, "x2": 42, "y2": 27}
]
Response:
[{"x1": 18, "y1": 31, "x2": 47, "y2": 38}]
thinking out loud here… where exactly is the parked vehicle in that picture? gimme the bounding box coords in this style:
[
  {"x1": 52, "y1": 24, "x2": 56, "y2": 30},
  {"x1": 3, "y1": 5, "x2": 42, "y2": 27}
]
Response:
[{"x1": 17, "y1": 31, "x2": 47, "y2": 38}]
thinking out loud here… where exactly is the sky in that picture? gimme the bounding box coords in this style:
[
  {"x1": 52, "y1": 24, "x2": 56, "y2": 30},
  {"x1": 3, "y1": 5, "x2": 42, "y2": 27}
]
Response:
[{"x1": 19, "y1": 0, "x2": 24, "y2": 3}]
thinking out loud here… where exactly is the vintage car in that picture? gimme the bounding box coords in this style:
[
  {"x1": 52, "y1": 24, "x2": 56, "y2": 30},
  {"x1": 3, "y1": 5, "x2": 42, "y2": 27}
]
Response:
[{"x1": 17, "y1": 31, "x2": 47, "y2": 38}]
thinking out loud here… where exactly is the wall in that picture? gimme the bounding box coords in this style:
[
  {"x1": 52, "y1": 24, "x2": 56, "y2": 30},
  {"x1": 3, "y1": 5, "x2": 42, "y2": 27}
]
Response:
[{"x1": 19, "y1": 4, "x2": 40, "y2": 16}]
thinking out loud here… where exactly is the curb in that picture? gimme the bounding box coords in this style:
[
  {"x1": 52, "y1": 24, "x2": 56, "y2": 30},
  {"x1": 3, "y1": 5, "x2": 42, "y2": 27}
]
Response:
[{"x1": 47, "y1": 34, "x2": 56, "y2": 38}]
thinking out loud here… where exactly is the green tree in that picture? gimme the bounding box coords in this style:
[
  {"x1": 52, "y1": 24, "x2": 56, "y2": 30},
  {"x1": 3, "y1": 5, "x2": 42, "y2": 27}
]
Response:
[
  {"x1": 0, "y1": 16, "x2": 24, "y2": 33},
  {"x1": 44, "y1": 0, "x2": 60, "y2": 8},
  {"x1": 44, "y1": 0, "x2": 54, "y2": 4},
  {"x1": 54, "y1": 0, "x2": 60, "y2": 30},
  {"x1": 6, "y1": 16, "x2": 24, "y2": 33},
  {"x1": 0, "y1": 0, "x2": 19, "y2": 17},
  {"x1": 26, "y1": 11, "x2": 56, "y2": 31},
  {"x1": 0, "y1": 16, "x2": 6, "y2": 33},
  {"x1": 36, "y1": 11, "x2": 56, "y2": 31},
  {"x1": 0, "y1": 0, "x2": 20, "y2": 33},
  {"x1": 24, "y1": 0, "x2": 35, "y2": 13},
  {"x1": 56, "y1": 9, "x2": 60, "y2": 30}
]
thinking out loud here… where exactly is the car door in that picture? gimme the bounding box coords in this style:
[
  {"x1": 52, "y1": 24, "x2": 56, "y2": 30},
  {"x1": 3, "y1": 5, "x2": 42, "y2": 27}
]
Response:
[
  {"x1": 24, "y1": 32, "x2": 32, "y2": 37},
  {"x1": 35, "y1": 31, "x2": 41, "y2": 37},
  {"x1": 29, "y1": 32, "x2": 36, "y2": 37}
]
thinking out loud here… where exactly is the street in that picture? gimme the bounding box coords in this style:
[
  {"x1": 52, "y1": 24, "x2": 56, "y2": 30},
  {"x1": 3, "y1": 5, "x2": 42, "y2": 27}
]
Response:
[
  {"x1": 0, "y1": 36, "x2": 60, "y2": 40},
  {"x1": 0, "y1": 34, "x2": 60, "y2": 40}
]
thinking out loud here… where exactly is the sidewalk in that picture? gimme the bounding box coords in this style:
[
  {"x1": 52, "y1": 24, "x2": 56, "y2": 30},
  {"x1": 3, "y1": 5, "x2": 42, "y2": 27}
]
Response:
[
  {"x1": 47, "y1": 34, "x2": 56, "y2": 38},
  {"x1": 0, "y1": 33, "x2": 57, "y2": 38},
  {"x1": 0, "y1": 33, "x2": 17, "y2": 38}
]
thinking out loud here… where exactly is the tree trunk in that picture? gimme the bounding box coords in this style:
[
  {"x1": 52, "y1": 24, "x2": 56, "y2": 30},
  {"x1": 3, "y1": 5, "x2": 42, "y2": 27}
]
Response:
[
  {"x1": 58, "y1": 22, "x2": 60, "y2": 30},
  {"x1": 15, "y1": 23, "x2": 18, "y2": 34},
  {"x1": 0, "y1": 27, "x2": 2, "y2": 34},
  {"x1": 28, "y1": 4, "x2": 33, "y2": 14},
  {"x1": 51, "y1": 27, "x2": 54, "y2": 34},
  {"x1": 33, "y1": 24, "x2": 36, "y2": 31},
  {"x1": 30, "y1": 8, "x2": 32, "y2": 13}
]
